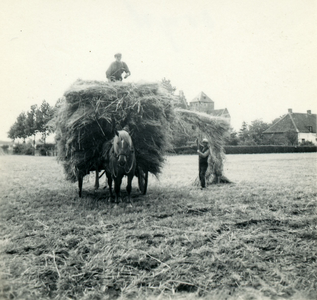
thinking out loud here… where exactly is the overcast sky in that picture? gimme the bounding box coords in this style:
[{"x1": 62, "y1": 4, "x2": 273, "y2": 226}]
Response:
[{"x1": 1, "y1": 0, "x2": 316, "y2": 141}]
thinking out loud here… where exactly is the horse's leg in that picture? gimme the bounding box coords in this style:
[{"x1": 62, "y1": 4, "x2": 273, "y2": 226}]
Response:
[
  {"x1": 94, "y1": 169, "x2": 100, "y2": 190},
  {"x1": 106, "y1": 172, "x2": 113, "y2": 201},
  {"x1": 114, "y1": 176, "x2": 122, "y2": 203},
  {"x1": 126, "y1": 173, "x2": 133, "y2": 205},
  {"x1": 78, "y1": 174, "x2": 83, "y2": 197}
]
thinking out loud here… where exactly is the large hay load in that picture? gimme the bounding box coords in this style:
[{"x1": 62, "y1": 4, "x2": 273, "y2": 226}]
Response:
[
  {"x1": 173, "y1": 109, "x2": 231, "y2": 184},
  {"x1": 55, "y1": 79, "x2": 175, "y2": 184}
]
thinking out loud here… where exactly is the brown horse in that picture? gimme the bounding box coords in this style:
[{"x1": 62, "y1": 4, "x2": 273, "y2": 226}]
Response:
[{"x1": 105, "y1": 130, "x2": 136, "y2": 203}]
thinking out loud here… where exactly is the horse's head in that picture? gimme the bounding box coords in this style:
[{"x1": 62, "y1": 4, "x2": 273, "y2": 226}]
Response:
[{"x1": 113, "y1": 130, "x2": 134, "y2": 168}]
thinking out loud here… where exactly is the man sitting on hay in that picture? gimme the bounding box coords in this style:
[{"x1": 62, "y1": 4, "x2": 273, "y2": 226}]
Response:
[{"x1": 106, "y1": 53, "x2": 131, "y2": 82}]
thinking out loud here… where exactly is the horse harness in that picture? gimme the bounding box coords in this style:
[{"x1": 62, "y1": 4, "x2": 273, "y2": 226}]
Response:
[{"x1": 110, "y1": 138, "x2": 135, "y2": 178}]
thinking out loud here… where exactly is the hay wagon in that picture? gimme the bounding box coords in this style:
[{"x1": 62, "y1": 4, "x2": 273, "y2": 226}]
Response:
[
  {"x1": 55, "y1": 79, "x2": 174, "y2": 197},
  {"x1": 54, "y1": 80, "x2": 230, "y2": 197}
]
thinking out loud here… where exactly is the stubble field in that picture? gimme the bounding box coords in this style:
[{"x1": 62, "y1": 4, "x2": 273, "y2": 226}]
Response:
[{"x1": 0, "y1": 153, "x2": 316, "y2": 300}]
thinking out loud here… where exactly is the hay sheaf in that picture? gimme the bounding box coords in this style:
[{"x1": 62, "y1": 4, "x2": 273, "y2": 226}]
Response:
[
  {"x1": 174, "y1": 108, "x2": 229, "y2": 148},
  {"x1": 174, "y1": 109, "x2": 231, "y2": 184},
  {"x1": 55, "y1": 79, "x2": 175, "y2": 182}
]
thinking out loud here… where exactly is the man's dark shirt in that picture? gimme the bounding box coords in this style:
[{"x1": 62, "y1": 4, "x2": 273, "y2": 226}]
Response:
[
  {"x1": 199, "y1": 146, "x2": 209, "y2": 165},
  {"x1": 106, "y1": 61, "x2": 130, "y2": 81}
]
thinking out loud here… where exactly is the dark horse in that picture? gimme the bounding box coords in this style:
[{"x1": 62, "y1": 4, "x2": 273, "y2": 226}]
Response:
[
  {"x1": 77, "y1": 158, "x2": 104, "y2": 198},
  {"x1": 105, "y1": 130, "x2": 136, "y2": 203}
]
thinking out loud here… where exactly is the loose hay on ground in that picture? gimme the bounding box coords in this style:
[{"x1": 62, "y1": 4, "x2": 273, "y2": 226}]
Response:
[{"x1": 0, "y1": 154, "x2": 316, "y2": 299}]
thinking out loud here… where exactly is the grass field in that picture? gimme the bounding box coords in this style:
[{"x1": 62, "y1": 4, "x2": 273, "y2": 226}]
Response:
[{"x1": 0, "y1": 153, "x2": 316, "y2": 300}]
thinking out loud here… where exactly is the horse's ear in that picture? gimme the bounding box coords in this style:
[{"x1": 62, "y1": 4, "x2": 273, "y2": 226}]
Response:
[{"x1": 122, "y1": 125, "x2": 130, "y2": 133}]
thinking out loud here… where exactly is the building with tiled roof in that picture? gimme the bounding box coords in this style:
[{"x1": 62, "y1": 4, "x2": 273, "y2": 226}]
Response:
[
  {"x1": 173, "y1": 90, "x2": 189, "y2": 109},
  {"x1": 189, "y1": 92, "x2": 214, "y2": 114},
  {"x1": 188, "y1": 91, "x2": 230, "y2": 122},
  {"x1": 263, "y1": 109, "x2": 317, "y2": 145}
]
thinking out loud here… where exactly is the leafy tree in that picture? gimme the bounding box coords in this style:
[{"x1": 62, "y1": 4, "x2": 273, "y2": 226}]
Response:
[
  {"x1": 248, "y1": 119, "x2": 270, "y2": 145},
  {"x1": 285, "y1": 130, "x2": 298, "y2": 146},
  {"x1": 36, "y1": 100, "x2": 54, "y2": 144},
  {"x1": 238, "y1": 121, "x2": 251, "y2": 144},
  {"x1": 237, "y1": 120, "x2": 270, "y2": 145},
  {"x1": 25, "y1": 104, "x2": 38, "y2": 146},
  {"x1": 161, "y1": 78, "x2": 176, "y2": 95},
  {"x1": 8, "y1": 101, "x2": 55, "y2": 147},
  {"x1": 8, "y1": 123, "x2": 19, "y2": 141},
  {"x1": 174, "y1": 91, "x2": 188, "y2": 109},
  {"x1": 7, "y1": 112, "x2": 28, "y2": 142},
  {"x1": 225, "y1": 127, "x2": 239, "y2": 146}
]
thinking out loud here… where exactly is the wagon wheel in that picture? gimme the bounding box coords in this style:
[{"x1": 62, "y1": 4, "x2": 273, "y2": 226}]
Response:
[{"x1": 137, "y1": 166, "x2": 148, "y2": 195}]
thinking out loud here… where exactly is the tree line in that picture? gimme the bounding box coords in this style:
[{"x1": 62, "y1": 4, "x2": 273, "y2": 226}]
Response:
[
  {"x1": 8, "y1": 79, "x2": 303, "y2": 149},
  {"x1": 6, "y1": 99, "x2": 296, "y2": 149},
  {"x1": 8, "y1": 100, "x2": 55, "y2": 145},
  {"x1": 225, "y1": 119, "x2": 301, "y2": 146}
]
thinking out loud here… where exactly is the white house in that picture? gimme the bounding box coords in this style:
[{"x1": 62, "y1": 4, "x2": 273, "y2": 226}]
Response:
[{"x1": 263, "y1": 109, "x2": 317, "y2": 145}]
